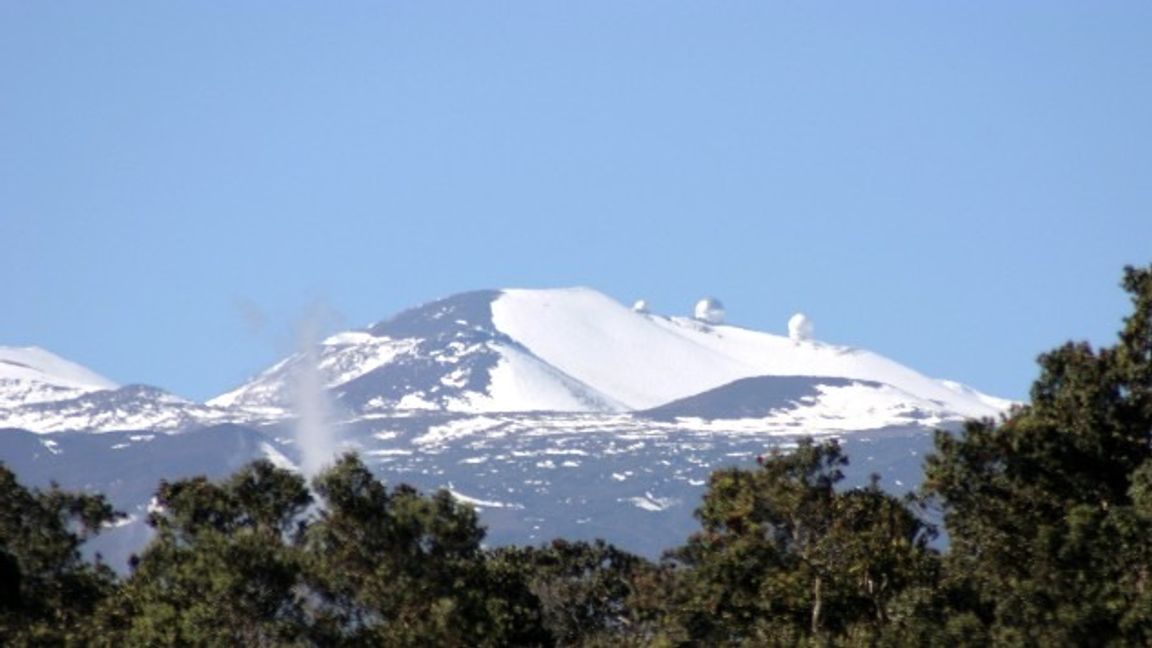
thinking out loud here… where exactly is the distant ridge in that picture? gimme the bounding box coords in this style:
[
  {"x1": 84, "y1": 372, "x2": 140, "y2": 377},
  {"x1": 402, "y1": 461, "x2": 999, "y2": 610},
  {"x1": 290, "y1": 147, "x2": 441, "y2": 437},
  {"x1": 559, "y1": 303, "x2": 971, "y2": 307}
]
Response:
[{"x1": 2, "y1": 287, "x2": 1009, "y2": 434}]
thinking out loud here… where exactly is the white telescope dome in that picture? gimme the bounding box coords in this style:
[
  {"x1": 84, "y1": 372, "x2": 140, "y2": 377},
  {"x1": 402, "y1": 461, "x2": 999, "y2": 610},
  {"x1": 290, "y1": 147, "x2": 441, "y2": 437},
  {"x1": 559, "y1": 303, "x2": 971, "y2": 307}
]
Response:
[
  {"x1": 694, "y1": 297, "x2": 725, "y2": 324},
  {"x1": 788, "y1": 312, "x2": 814, "y2": 342}
]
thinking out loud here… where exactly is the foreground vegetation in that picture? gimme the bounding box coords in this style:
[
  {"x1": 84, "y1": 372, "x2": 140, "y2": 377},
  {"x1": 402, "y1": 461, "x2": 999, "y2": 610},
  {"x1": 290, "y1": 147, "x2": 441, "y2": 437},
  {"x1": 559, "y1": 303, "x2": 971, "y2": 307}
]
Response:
[{"x1": 3, "y1": 265, "x2": 1151, "y2": 646}]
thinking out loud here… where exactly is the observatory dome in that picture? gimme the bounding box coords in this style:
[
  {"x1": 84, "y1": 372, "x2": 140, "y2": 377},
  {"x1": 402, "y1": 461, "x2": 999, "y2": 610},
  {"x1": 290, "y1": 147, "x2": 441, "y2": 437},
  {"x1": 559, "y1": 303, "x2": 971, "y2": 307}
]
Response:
[
  {"x1": 788, "y1": 312, "x2": 814, "y2": 342},
  {"x1": 632, "y1": 299, "x2": 650, "y2": 314},
  {"x1": 694, "y1": 297, "x2": 725, "y2": 325}
]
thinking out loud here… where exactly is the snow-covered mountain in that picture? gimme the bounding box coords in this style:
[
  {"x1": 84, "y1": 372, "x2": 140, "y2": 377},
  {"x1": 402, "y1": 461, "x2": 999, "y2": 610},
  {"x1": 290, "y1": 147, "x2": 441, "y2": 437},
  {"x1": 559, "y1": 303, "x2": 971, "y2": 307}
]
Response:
[
  {"x1": 0, "y1": 288, "x2": 1014, "y2": 569},
  {"x1": 211, "y1": 287, "x2": 1007, "y2": 425},
  {"x1": 210, "y1": 290, "x2": 622, "y2": 416},
  {"x1": 3, "y1": 289, "x2": 1009, "y2": 434},
  {"x1": 0, "y1": 346, "x2": 236, "y2": 434},
  {"x1": 0, "y1": 346, "x2": 119, "y2": 409}
]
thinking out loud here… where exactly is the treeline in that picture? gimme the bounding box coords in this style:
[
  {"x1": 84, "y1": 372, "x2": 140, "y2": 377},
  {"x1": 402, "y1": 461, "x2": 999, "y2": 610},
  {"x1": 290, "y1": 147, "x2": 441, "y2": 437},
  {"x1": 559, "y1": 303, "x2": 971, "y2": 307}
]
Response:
[{"x1": 2, "y1": 264, "x2": 1151, "y2": 647}]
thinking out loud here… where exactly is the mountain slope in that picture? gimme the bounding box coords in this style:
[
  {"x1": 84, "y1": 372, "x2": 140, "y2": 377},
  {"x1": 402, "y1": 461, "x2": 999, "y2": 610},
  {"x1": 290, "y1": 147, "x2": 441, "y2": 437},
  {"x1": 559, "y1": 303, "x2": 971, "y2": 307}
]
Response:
[
  {"x1": 0, "y1": 347, "x2": 235, "y2": 434},
  {"x1": 212, "y1": 287, "x2": 1007, "y2": 424},
  {"x1": 0, "y1": 346, "x2": 119, "y2": 409},
  {"x1": 642, "y1": 375, "x2": 953, "y2": 432},
  {"x1": 2, "y1": 287, "x2": 1010, "y2": 434},
  {"x1": 210, "y1": 290, "x2": 622, "y2": 416},
  {"x1": 1, "y1": 385, "x2": 235, "y2": 434},
  {"x1": 491, "y1": 287, "x2": 1003, "y2": 418}
]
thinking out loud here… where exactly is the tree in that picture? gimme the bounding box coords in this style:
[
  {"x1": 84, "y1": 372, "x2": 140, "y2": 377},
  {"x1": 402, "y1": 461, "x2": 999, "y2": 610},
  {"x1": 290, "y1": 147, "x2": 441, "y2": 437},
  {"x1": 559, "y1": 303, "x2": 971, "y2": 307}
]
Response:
[
  {"x1": 92, "y1": 460, "x2": 314, "y2": 646},
  {"x1": 667, "y1": 439, "x2": 937, "y2": 645},
  {"x1": 923, "y1": 264, "x2": 1152, "y2": 644},
  {"x1": 0, "y1": 463, "x2": 120, "y2": 645},
  {"x1": 491, "y1": 539, "x2": 654, "y2": 646},
  {"x1": 304, "y1": 453, "x2": 548, "y2": 646}
]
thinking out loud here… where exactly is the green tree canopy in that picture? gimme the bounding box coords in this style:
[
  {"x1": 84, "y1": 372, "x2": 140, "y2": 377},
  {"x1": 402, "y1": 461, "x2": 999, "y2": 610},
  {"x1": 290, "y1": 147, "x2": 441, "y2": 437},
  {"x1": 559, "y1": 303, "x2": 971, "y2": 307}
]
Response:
[
  {"x1": 304, "y1": 452, "x2": 548, "y2": 646},
  {"x1": 0, "y1": 463, "x2": 120, "y2": 645},
  {"x1": 667, "y1": 439, "x2": 938, "y2": 645},
  {"x1": 924, "y1": 264, "x2": 1152, "y2": 644},
  {"x1": 92, "y1": 459, "x2": 314, "y2": 647}
]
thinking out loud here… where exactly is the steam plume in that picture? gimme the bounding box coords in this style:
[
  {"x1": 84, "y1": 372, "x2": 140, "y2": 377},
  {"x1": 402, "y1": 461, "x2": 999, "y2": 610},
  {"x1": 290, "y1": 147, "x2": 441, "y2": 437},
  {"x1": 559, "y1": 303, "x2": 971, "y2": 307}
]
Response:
[{"x1": 290, "y1": 305, "x2": 339, "y2": 477}]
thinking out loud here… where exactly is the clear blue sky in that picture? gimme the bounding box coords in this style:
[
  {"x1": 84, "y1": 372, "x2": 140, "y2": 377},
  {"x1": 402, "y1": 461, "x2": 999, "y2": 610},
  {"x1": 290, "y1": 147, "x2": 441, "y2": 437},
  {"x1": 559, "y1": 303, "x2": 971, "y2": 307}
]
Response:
[{"x1": 2, "y1": 2, "x2": 1150, "y2": 402}]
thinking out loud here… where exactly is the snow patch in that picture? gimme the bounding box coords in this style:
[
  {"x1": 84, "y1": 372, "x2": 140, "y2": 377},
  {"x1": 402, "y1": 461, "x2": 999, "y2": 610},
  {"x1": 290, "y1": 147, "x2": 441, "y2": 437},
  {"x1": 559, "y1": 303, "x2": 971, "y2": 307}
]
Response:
[
  {"x1": 626, "y1": 492, "x2": 681, "y2": 512},
  {"x1": 446, "y1": 487, "x2": 524, "y2": 510},
  {"x1": 260, "y1": 442, "x2": 298, "y2": 472}
]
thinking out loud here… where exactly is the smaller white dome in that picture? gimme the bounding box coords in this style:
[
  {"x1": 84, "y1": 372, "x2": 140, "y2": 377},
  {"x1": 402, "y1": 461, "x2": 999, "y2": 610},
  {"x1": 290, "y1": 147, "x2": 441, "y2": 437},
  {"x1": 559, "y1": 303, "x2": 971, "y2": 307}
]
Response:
[
  {"x1": 694, "y1": 298, "x2": 725, "y2": 324},
  {"x1": 788, "y1": 313, "x2": 814, "y2": 342},
  {"x1": 632, "y1": 299, "x2": 650, "y2": 314}
]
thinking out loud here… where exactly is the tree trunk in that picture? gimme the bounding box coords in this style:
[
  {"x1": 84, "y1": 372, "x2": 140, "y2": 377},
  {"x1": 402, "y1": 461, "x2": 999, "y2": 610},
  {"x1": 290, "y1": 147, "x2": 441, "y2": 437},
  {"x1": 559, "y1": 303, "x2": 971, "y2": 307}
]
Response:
[{"x1": 811, "y1": 574, "x2": 823, "y2": 634}]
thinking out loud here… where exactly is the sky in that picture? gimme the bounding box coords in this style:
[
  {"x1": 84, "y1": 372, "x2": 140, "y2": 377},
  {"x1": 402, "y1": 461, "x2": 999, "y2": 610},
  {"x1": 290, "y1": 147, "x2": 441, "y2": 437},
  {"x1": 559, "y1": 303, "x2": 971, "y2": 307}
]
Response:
[{"x1": 2, "y1": 2, "x2": 1150, "y2": 403}]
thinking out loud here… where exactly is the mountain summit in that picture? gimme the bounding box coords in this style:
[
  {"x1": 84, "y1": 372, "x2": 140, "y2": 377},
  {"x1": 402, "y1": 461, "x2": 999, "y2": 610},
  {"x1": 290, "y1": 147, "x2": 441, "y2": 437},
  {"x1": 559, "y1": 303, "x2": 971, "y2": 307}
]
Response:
[
  {"x1": 2, "y1": 289, "x2": 1009, "y2": 435},
  {"x1": 0, "y1": 346, "x2": 118, "y2": 409},
  {"x1": 211, "y1": 287, "x2": 1008, "y2": 425}
]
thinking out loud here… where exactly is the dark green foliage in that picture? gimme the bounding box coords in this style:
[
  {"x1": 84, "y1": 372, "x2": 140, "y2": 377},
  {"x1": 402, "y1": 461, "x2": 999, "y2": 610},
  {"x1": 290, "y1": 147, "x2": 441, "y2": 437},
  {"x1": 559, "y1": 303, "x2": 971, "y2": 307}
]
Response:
[
  {"x1": 95, "y1": 454, "x2": 550, "y2": 646},
  {"x1": 665, "y1": 439, "x2": 938, "y2": 645},
  {"x1": 924, "y1": 264, "x2": 1152, "y2": 645},
  {"x1": 92, "y1": 459, "x2": 314, "y2": 646},
  {"x1": 0, "y1": 462, "x2": 120, "y2": 645},
  {"x1": 491, "y1": 539, "x2": 654, "y2": 646},
  {"x1": 304, "y1": 453, "x2": 548, "y2": 646}
]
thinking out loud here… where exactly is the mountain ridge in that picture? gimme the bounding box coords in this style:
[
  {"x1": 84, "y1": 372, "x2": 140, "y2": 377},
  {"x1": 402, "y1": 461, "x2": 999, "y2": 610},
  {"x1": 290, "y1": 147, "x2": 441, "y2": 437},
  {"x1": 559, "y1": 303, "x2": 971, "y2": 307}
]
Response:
[
  {"x1": 1, "y1": 287, "x2": 1010, "y2": 434},
  {"x1": 212, "y1": 286, "x2": 1008, "y2": 422},
  {"x1": 0, "y1": 287, "x2": 1012, "y2": 566}
]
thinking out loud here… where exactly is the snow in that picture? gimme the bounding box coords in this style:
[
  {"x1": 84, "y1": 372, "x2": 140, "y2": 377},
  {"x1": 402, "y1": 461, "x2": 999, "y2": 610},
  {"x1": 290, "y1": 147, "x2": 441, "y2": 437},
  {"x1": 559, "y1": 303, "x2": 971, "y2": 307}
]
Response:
[
  {"x1": 260, "y1": 442, "x2": 298, "y2": 471},
  {"x1": 318, "y1": 337, "x2": 415, "y2": 386},
  {"x1": 476, "y1": 343, "x2": 622, "y2": 413},
  {"x1": 492, "y1": 288, "x2": 753, "y2": 409},
  {"x1": 209, "y1": 337, "x2": 416, "y2": 409},
  {"x1": 321, "y1": 331, "x2": 376, "y2": 346},
  {"x1": 195, "y1": 287, "x2": 1008, "y2": 426},
  {"x1": 626, "y1": 492, "x2": 681, "y2": 512},
  {"x1": 397, "y1": 393, "x2": 438, "y2": 411},
  {"x1": 491, "y1": 288, "x2": 1006, "y2": 419},
  {"x1": 0, "y1": 404, "x2": 947, "y2": 565},
  {"x1": 367, "y1": 448, "x2": 414, "y2": 456},
  {"x1": 446, "y1": 487, "x2": 524, "y2": 510},
  {"x1": 413, "y1": 416, "x2": 505, "y2": 447},
  {"x1": 669, "y1": 381, "x2": 952, "y2": 435},
  {"x1": 0, "y1": 346, "x2": 118, "y2": 391},
  {"x1": 2, "y1": 287, "x2": 1009, "y2": 437},
  {"x1": 440, "y1": 368, "x2": 470, "y2": 389},
  {"x1": 0, "y1": 395, "x2": 235, "y2": 434},
  {"x1": 939, "y1": 380, "x2": 1019, "y2": 412},
  {"x1": 0, "y1": 347, "x2": 119, "y2": 410},
  {"x1": 0, "y1": 347, "x2": 249, "y2": 433}
]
